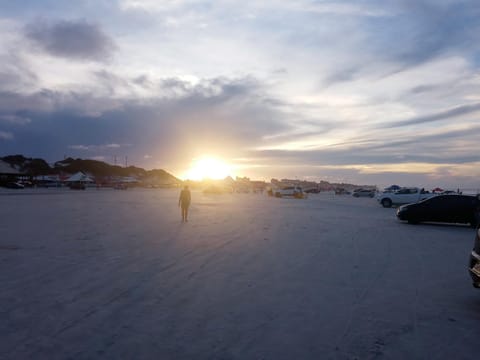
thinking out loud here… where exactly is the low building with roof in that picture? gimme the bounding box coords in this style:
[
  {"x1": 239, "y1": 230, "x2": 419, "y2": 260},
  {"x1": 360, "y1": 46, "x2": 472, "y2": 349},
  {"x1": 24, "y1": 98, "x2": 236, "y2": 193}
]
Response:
[{"x1": 0, "y1": 160, "x2": 22, "y2": 185}]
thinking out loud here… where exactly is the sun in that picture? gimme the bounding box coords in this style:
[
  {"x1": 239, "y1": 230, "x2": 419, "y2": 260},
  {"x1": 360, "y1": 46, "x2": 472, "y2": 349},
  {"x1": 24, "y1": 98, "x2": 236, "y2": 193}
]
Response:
[{"x1": 184, "y1": 156, "x2": 232, "y2": 181}]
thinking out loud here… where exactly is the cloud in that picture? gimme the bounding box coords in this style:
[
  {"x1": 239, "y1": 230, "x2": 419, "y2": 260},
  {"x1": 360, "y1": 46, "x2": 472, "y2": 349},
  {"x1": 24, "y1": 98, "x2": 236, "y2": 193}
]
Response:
[
  {"x1": 383, "y1": 102, "x2": 480, "y2": 128},
  {"x1": 24, "y1": 19, "x2": 116, "y2": 62},
  {"x1": 0, "y1": 115, "x2": 31, "y2": 125},
  {"x1": 365, "y1": 1, "x2": 480, "y2": 68},
  {"x1": 0, "y1": 51, "x2": 39, "y2": 92},
  {"x1": 68, "y1": 143, "x2": 124, "y2": 151},
  {"x1": 0, "y1": 74, "x2": 289, "y2": 169},
  {"x1": 1, "y1": 66, "x2": 477, "y2": 184},
  {"x1": 0, "y1": 131, "x2": 14, "y2": 140},
  {"x1": 0, "y1": 89, "x2": 124, "y2": 117},
  {"x1": 249, "y1": 121, "x2": 480, "y2": 171},
  {"x1": 120, "y1": 0, "x2": 389, "y2": 17}
]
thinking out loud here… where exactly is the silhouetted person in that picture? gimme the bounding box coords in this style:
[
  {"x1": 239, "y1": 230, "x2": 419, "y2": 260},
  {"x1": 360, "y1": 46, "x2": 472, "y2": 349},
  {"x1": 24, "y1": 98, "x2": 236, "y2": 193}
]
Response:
[{"x1": 179, "y1": 185, "x2": 191, "y2": 222}]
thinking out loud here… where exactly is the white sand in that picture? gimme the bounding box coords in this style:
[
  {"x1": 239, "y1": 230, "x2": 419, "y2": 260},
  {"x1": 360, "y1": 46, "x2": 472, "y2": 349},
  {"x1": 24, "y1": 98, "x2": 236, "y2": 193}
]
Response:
[{"x1": 1, "y1": 189, "x2": 479, "y2": 359}]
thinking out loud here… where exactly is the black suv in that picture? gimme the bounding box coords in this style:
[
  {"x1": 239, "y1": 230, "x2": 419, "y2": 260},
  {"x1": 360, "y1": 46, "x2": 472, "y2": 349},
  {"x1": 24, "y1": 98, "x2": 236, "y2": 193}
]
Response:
[
  {"x1": 469, "y1": 226, "x2": 480, "y2": 288},
  {"x1": 396, "y1": 194, "x2": 480, "y2": 227}
]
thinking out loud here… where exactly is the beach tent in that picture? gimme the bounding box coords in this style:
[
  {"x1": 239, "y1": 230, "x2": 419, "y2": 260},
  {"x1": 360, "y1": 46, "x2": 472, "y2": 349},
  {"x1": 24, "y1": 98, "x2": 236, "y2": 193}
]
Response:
[{"x1": 65, "y1": 172, "x2": 94, "y2": 183}]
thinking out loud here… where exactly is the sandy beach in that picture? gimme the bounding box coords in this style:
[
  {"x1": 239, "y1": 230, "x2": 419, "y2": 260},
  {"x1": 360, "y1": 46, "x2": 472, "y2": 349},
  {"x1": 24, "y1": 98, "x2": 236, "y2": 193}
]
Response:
[{"x1": 1, "y1": 189, "x2": 479, "y2": 359}]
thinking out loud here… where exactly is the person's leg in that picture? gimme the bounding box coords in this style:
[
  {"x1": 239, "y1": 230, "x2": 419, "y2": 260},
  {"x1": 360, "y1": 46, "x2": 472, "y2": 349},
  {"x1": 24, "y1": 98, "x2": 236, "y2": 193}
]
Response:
[
  {"x1": 181, "y1": 206, "x2": 185, "y2": 222},
  {"x1": 184, "y1": 206, "x2": 189, "y2": 222}
]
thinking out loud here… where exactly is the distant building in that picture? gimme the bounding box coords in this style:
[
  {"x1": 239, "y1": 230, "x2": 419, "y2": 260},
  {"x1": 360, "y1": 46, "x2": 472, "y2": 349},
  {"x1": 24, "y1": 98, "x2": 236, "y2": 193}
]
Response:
[{"x1": 0, "y1": 160, "x2": 21, "y2": 184}]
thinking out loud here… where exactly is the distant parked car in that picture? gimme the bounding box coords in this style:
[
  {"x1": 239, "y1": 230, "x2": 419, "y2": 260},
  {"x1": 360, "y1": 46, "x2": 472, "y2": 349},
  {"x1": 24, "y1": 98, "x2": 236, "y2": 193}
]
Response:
[
  {"x1": 18, "y1": 180, "x2": 33, "y2": 187},
  {"x1": 396, "y1": 194, "x2": 480, "y2": 227},
  {"x1": 113, "y1": 183, "x2": 128, "y2": 190},
  {"x1": 275, "y1": 186, "x2": 305, "y2": 199},
  {"x1": 353, "y1": 189, "x2": 375, "y2": 198},
  {"x1": 469, "y1": 225, "x2": 480, "y2": 288},
  {"x1": 69, "y1": 182, "x2": 86, "y2": 190},
  {"x1": 335, "y1": 188, "x2": 350, "y2": 195},
  {"x1": 3, "y1": 182, "x2": 24, "y2": 189}
]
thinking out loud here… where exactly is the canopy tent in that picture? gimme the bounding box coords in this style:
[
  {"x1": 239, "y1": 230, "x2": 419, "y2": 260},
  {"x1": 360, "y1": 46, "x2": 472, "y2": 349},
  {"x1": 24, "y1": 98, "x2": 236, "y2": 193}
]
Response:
[{"x1": 65, "y1": 172, "x2": 94, "y2": 183}]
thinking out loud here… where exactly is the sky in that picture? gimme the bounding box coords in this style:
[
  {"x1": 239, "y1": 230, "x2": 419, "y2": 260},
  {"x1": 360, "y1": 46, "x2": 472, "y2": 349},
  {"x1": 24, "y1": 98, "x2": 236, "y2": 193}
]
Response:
[{"x1": 0, "y1": 0, "x2": 479, "y2": 188}]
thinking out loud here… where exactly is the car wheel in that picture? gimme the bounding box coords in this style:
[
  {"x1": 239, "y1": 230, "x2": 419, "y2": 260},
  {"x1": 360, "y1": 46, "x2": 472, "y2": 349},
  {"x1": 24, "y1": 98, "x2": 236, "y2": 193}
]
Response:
[
  {"x1": 369, "y1": 194, "x2": 374, "y2": 198},
  {"x1": 353, "y1": 194, "x2": 359, "y2": 197},
  {"x1": 381, "y1": 198, "x2": 392, "y2": 208}
]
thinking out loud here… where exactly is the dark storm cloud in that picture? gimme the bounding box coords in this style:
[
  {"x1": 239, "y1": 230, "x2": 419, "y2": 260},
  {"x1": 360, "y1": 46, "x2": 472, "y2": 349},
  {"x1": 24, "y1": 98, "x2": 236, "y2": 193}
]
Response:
[
  {"x1": 0, "y1": 90, "x2": 57, "y2": 114},
  {"x1": 0, "y1": 88, "x2": 125, "y2": 121},
  {"x1": 24, "y1": 19, "x2": 116, "y2": 62},
  {"x1": 0, "y1": 75, "x2": 290, "y2": 164}
]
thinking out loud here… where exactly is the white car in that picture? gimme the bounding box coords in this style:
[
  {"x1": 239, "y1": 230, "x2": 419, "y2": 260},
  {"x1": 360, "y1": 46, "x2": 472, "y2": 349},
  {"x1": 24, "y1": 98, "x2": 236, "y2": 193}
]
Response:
[{"x1": 377, "y1": 187, "x2": 435, "y2": 208}]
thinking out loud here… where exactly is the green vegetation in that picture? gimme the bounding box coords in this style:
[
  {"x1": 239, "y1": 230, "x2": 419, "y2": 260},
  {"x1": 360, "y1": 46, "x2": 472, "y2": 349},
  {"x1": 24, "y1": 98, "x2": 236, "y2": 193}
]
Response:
[{"x1": 0, "y1": 155, "x2": 180, "y2": 184}]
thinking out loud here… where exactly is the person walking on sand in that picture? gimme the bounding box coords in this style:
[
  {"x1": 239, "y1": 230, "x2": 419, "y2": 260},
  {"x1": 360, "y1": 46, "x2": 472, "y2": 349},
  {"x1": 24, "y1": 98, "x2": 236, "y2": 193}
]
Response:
[{"x1": 178, "y1": 185, "x2": 191, "y2": 222}]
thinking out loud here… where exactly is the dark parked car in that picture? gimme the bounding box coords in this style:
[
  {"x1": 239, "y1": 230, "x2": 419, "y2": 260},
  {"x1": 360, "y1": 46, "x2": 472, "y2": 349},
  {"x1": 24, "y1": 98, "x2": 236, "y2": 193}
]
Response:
[
  {"x1": 353, "y1": 189, "x2": 375, "y2": 198},
  {"x1": 396, "y1": 194, "x2": 480, "y2": 227},
  {"x1": 3, "y1": 182, "x2": 25, "y2": 189},
  {"x1": 469, "y1": 226, "x2": 480, "y2": 288}
]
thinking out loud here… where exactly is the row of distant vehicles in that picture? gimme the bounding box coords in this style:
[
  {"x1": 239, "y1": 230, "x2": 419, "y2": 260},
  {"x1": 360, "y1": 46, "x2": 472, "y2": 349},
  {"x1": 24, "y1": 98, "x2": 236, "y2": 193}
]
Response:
[
  {"x1": 338, "y1": 186, "x2": 480, "y2": 229},
  {"x1": 373, "y1": 186, "x2": 479, "y2": 227}
]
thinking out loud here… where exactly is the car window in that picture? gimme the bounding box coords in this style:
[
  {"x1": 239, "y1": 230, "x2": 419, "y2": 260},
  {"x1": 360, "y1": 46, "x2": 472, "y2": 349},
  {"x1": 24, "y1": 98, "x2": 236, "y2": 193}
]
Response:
[{"x1": 423, "y1": 196, "x2": 447, "y2": 205}]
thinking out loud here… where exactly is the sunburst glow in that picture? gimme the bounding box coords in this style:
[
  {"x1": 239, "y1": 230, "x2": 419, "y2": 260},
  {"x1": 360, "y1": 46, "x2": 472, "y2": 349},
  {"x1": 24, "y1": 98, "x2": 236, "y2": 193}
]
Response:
[{"x1": 184, "y1": 157, "x2": 232, "y2": 180}]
